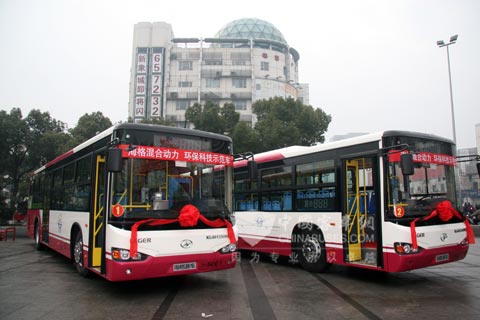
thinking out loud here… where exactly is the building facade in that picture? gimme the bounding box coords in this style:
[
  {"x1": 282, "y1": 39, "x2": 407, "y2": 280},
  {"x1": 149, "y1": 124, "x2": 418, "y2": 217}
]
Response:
[
  {"x1": 128, "y1": 18, "x2": 309, "y2": 127},
  {"x1": 458, "y1": 147, "x2": 480, "y2": 206},
  {"x1": 458, "y1": 124, "x2": 480, "y2": 206}
]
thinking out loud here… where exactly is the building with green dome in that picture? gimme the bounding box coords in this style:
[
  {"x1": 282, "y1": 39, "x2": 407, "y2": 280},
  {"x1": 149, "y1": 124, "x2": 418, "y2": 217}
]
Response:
[{"x1": 128, "y1": 19, "x2": 309, "y2": 126}]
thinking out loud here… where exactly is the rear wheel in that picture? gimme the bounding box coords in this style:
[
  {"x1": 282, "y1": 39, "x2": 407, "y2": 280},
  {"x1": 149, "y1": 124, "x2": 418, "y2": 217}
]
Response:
[
  {"x1": 294, "y1": 229, "x2": 330, "y2": 273},
  {"x1": 73, "y1": 231, "x2": 90, "y2": 277}
]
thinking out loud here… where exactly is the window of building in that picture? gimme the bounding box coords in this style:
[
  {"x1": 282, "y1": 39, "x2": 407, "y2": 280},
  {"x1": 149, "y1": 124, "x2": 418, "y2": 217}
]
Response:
[
  {"x1": 232, "y1": 60, "x2": 248, "y2": 66},
  {"x1": 204, "y1": 60, "x2": 223, "y2": 66},
  {"x1": 178, "y1": 81, "x2": 192, "y2": 88},
  {"x1": 176, "y1": 100, "x2": 190, "y2": 110},
  {"x1": 261, "y1": 61, "x2": 269, "y2": 71},
  {"x1": 256, "y1": 84, "x2": 261, "y2": 90},
  {"x1": 232, "y1": 78, "x2": 247, "y2": 88},
  {"x1": 233, "y1": 101, "x2": 247, "y2": 111},
  {"x1": 179, "y1": 61, "x2": 193, "y2": 71},
  {"x1": 206, "y1": 78, "x2": 220, "y2": 88}
]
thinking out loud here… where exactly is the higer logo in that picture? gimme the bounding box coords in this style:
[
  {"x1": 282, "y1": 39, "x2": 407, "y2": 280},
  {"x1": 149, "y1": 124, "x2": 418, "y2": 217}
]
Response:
[
  {"x1": 440, "y1": 233, "x2": 448, "y2": 242},
  {"x1": 180, "y1": 239, "x2": 193, "y2": 249}
]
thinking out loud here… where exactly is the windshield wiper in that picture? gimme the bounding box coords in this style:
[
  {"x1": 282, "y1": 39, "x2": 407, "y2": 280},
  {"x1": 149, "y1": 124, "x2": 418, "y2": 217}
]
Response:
[{"x1": 411, "y1": 193, "x2": 447, "y2": 201}]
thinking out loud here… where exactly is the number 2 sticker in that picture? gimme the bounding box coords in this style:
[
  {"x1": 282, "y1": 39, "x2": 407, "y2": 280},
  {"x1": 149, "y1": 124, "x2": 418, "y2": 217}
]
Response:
[{"x1": 394, "y1": 206, "x2": 405, "y2": 218}]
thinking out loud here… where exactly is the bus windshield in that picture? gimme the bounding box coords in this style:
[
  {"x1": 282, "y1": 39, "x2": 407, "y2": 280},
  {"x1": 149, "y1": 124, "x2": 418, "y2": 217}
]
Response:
[
  {"x1": 384, "y1": 136, "x2": 457, "y2": 220},
  {"x1": 110, "y1": 157, "x2": 230, "y2": 223}
]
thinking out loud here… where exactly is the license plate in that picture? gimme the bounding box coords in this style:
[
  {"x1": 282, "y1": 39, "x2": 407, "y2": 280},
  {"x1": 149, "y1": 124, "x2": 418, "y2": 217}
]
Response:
[
  {"x1": 436, "y1": 253, "x2": 449, "y2": 263},
  {"x1": 173, "y1": 262, "x2": 197, "y2": 272}
]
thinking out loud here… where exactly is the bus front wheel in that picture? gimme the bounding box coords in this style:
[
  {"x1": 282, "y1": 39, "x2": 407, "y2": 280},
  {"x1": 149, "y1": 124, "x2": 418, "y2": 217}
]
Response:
[
  {"x1": 34, "y1": 221, "x2": 43, "y2": 251},
  {"x1": 73, "y1": 231, "x2": 90, "y2": 277},
  {"x1": 294, "y1": 230, "x2": 330, "y2": 273}
]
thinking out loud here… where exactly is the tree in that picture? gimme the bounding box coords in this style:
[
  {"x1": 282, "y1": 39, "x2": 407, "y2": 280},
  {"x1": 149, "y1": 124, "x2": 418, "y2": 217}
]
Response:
[
  {"x1": 0, "y1": 108, "x2": 69, "y2": 212},
  {"x1": 252, "y1": 97, "x2": 331, "y2": 152},
  {"x1": 220, "y1": 103, "x2": 240, "y2": 135},
  {"x1": 231, "y1": 121, "x2": 260, "y2": 154},
  {"x1": 25, "y1": 109, "x2": 70, "y2": 167},
  {"x1": 0, "y1": 108, "x2": 26, "y2": 213},
  {"x1": 69, "y1": 111, "x2": 112, "y2": 146},
  {"x1": 185, "y1": 101, "x2": 240, "y2": 135}
]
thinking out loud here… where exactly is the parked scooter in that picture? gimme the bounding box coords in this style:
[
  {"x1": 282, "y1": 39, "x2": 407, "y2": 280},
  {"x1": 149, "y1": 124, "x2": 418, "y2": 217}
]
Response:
[{"x1": 465, "y1": 206, "x2": 480, "y2": 225}]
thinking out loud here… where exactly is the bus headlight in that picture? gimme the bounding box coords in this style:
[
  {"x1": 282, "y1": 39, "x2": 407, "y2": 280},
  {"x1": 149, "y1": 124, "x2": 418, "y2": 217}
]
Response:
[
  {"x1": 111, "y1": 247, "x2": 147, "y2": 261},
  {"x1": 219, "y1": 243, "x2": 237, "y2": 254},
  {"x1": 394, "y1": 242, "x2": 421, "y2": 255}
]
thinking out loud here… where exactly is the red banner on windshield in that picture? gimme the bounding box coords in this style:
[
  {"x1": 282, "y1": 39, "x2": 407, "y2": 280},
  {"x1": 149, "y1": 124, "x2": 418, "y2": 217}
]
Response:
[
  {"x1": 118, "y1": 144, "x2": 233, "y2": 166},
  {"x1": 388, "y1": 150, "x2": 456, "y2": 166}
]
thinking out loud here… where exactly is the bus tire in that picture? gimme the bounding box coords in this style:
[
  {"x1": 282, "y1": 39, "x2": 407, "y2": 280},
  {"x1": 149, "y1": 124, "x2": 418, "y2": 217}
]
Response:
[
  {"x1": 73, "y1": 231, "x2": 90, "y2": 277},
  {"x1": 34, "y1": 221, "x2": 43, "y2": 251},
  {"x1": 294, "y1": 229, "x2": 330, "y2": 273}
]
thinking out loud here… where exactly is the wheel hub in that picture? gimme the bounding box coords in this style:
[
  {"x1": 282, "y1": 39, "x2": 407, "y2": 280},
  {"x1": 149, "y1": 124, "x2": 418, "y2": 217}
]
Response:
[
  {"x1": 74, "y1": 240, "x2": 83, "y2": 266},
  {"x1": 302, "y1": 238, "x2": 322, "y2": 263}
]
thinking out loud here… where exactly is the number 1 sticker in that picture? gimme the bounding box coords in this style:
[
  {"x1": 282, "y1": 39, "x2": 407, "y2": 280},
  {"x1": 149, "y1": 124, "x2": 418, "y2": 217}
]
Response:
[{"x1": 112, "y1": 204, "x2": 125, "y2": 217}]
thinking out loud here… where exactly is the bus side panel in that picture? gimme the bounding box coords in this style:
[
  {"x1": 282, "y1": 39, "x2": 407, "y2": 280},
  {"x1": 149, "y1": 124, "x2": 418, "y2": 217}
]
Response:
[
  {"x1": 47, "y1": 210, "x2": 90, "y2": 259},
  {"x1": 238, "y1": 236, "x2": 291, "y2": 257},
  {"x1": 237, "y1": 210, "x2": 290, "y2": 255},
  {"x1": 237, "y1": 210, "x2": 345, "y2": 260}
]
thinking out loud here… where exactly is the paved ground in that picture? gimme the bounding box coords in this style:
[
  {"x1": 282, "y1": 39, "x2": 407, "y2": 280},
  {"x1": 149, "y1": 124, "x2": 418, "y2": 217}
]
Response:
[{"x1": 1, "y1": 226, "x2": 480, "y2": 320}]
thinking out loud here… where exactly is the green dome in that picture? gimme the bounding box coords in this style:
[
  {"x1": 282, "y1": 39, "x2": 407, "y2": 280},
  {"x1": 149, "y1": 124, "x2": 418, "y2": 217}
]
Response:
[{"x1": 215, "y1": 18, "x2": 287, "y2": 45}]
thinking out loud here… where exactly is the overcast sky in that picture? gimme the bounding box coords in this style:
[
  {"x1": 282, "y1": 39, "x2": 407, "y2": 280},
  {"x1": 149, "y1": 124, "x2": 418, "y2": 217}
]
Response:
[{"x1": 0, "y1": 0, "x2": 479, "y2": 149}]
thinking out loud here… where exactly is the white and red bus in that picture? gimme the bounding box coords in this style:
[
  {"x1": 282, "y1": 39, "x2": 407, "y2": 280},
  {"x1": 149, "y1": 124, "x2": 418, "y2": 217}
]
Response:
[
  {"x1": 234, "y1": 131, "x2": 476, "y2": 272},
  {"x1": 27, "y1": 123, "x2": 237, "y2": 281}
]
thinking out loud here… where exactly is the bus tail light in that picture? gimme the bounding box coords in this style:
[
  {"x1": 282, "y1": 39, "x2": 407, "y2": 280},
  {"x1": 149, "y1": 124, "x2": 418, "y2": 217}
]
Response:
[
  {"x1": 459, "y1": 238, "x2": 469, "y2": 246},
  {"x1": 111, "y1": 247, "x2": 147, "y2": 261},
  {"x1": 394, "y1": 242, "x2": 421, "y2": 255},
  {"x1": 219, "y1": 243, "x2": 237, "y2": 254}
]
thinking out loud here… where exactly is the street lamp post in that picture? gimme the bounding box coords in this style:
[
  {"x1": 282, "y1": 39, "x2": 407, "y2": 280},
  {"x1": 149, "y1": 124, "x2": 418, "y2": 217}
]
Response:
[{"x1": 437, "y1": 34, "x2": 458, "y2": 145}]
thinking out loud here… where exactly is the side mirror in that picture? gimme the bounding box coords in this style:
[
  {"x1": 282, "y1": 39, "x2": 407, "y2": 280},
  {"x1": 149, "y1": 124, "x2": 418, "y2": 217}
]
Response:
[
  {"x1": 248, "y1": 160, "x2": 258, "y2": 180},
  {"x1": 107, "y1": 148, "x2": 123, "y2": 172},
  {"x1": 400, "y1": 153, "x2": 414, "y2": 176},
  {"x1": 477, "y1": 162, "x2": 480, "y2": 177}
]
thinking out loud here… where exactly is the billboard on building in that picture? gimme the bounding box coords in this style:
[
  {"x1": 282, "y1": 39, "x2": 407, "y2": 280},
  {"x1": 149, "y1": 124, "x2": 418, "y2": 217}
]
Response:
[{"x1": 134, "y1": 47, "x2": 165, "y2": 120}]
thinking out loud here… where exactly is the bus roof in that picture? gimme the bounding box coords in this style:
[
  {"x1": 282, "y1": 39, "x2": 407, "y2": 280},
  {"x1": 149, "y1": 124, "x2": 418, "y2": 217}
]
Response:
[
  {"x1": 234, "y1": 130, "x2": 454, "y2": 167},
  {"x1": 33, "y1": 123, "x2": 232, "y2": 175}
]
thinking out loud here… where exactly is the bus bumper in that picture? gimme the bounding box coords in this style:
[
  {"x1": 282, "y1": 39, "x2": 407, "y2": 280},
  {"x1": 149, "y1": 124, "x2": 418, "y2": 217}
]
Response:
[
  {"x1": 384, "y1": 244, "x2": 469, "y2": 272},
  {"x1": 103, "y1": 251, "x2": 237, "y2": 281}
]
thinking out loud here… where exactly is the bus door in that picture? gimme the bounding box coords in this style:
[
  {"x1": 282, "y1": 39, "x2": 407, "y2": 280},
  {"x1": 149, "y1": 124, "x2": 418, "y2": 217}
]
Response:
[
  {"x1": 89, "y1": 155, "x2": 106, "y2": 272},
  {"x1": 342, "y1": 156, "x2": 380, "y2": 266},
  {"x1": 42, "y1": 174, "x2": 52, "y2": 244}
]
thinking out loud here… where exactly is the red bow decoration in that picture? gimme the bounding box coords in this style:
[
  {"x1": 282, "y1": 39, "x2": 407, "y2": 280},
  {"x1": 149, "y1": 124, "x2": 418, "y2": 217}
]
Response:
[
  {"x1": 178, "y1": 204, "x2": 200, "y2": 227},
  {"x1": 129, "y1": 204, "x2": 236, "y2": 257},
  {"x1": 410, "y1": 200, "x2": 475, "y2": 250}
]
